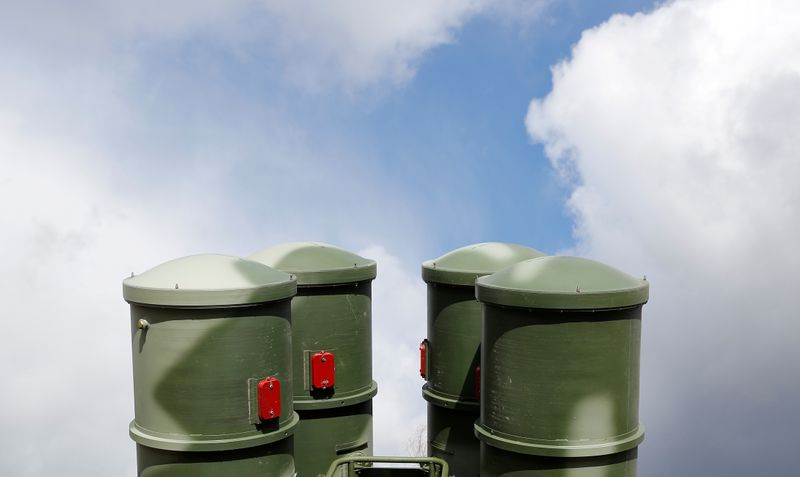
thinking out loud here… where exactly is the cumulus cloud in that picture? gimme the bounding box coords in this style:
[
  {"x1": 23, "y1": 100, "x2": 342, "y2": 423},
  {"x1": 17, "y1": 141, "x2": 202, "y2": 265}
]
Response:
[
  {"x1": 256, "y1": 0, "x2": 550, "y2": 90},
  {"x1": 359, "y1": 245, "x2": 428, "y2": 455},
  {"x1": 526, "y1": 0, "x2": 800, "y2": 475},
  {"x1": 2, "y1": 1, "x2": 540, "y2": 474},
  {"x1": 0, "y1": 123, "x2": 205, "y2": 477},
  {"x1": 0, "y1": 122, "x2": 428, "y2": 477},
  {"x1": 0, "y1": 99, "x2": 427, "y2": 475},
  {"x1": 2, "y1": 0, "x2": 549, "y2": 92}
]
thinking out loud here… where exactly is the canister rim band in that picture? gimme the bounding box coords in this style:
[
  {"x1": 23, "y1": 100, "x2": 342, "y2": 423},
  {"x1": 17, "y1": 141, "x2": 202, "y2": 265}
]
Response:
[
  {"x1": 421, "y1": 384, "x2": 480, "y2": 411},
  {"x1": 293, "y1": 381, "x2": 378, "y2": 410},
  {"x1": 476, "y1": 284, "x2": 648, "y2": 310},
  {"x1": 474, "y1": 421, "x2": 644, "y2": 457},
  {"x1": 129, "y1": 412, "x2": 299, "y2": 451},
  {"x1": 475, "y1": 256, "x2": 648, "y2": 310},
  {"x1": 123, "y1": 254, "x2": 297, "y2": 307}
]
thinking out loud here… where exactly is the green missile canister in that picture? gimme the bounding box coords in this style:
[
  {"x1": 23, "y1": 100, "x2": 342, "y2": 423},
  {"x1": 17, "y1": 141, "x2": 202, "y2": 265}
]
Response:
[
  {"x1": 474, "y1": 256, "x2": 649, "y2": 476},
  {"x1": 249, "y1": 242, "x2": 377, "y2": 477},
  {"x1": 123, "y1": 254, "x2": 298, "y2": 476},
  {"x1": 420, "y1": 243, "x2": 545, "y2": 477}
]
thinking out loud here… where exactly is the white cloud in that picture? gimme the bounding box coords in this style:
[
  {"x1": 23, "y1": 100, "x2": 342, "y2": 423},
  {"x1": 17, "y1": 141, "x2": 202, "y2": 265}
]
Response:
[
  {"x1": 0, "y1": 115, "x2": 429, "y2": 475},
  {"x1": 2, "y1": 0, "x2": 549, "y2": 92},
  {"x1": 0, "y1": 1, "x2": 485, "y2": 473},
  {"x1": 527, "y1": 0, "x2": 800, "y2": 474},
  {"x1": 256, "y1": 0, "x2": 550, "y2": 90},
  {"x1": 0, "y1": 1, "x2": 563, "y2": 474},
  {"x1": 360, "y1": 245, "x2": 428, "y2": 456},
  {"x1": 257, "y1": 0, "x2": 483, "y2": 89},
  {"x1": 0, "y1": 94, "x2": 427, "y2": 475},
  {"x1": 0, "y1": 121, "x2": 204, "y2": 477}
]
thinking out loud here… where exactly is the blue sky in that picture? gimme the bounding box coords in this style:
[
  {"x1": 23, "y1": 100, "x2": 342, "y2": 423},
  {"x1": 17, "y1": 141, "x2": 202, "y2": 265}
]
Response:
[
  {"x1": 1, "y1": 1, "x2": 798, "y2": 476},
  {"x1": 96, "y1": 0, "x2": 659, "y2": 258}
]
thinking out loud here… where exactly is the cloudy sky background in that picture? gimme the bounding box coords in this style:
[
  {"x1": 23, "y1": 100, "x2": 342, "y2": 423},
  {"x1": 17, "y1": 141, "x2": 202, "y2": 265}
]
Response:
[{"x1": 1, "y1": 0, "x2": 798, "y2": 475}]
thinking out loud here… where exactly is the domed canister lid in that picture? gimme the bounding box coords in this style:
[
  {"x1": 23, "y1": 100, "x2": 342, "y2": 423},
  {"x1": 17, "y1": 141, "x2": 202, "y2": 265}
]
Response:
[
  {"x1": 123, "y1": 254, "x2": 297, "y2": 307},
  {"x1": 421, "y1": 242, "x2": 545, "y2": 287},
  {"x1": 476, "y1": 256, "x2": 648, "y2": 310},
  {"x1": 248, "y1": 242, "x2": 377, "y2": 286}
]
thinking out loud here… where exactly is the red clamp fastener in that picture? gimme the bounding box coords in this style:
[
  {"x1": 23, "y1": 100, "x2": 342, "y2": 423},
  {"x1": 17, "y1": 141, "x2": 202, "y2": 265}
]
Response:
[
  {"x1": 257, "y1": 377, "x2": 281, "y2": 421},
  {"x1": 419, "y1": 340, "x2": 429, "y2": 379},
  {"x1": 311, "y1": 351, "x2": 335, "y2": 390}
]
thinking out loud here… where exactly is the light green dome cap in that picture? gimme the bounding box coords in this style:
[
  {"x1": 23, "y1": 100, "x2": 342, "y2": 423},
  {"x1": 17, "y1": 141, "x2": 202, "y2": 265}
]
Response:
[
  {"x1": 123, "y1": 254, "x2": 296, "y2": 307},
  {"x1": 476, "y1": 256, "x2": 649, "y2": 310},
  {"x1": 248, "y1": 242, "x2": 377, "y2": 286},
  {"x1": 421, "y1": 242, "x2": 545, "y2": 287}
]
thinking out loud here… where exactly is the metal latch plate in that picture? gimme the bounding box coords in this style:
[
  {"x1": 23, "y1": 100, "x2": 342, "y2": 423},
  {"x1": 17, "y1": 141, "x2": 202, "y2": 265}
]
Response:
[
  {"x1": 257, "y1": 377, "x2": 281, "y2": 421},
  {"x1": 311, "y1": 351, "x2": 335, "y2": 390}
]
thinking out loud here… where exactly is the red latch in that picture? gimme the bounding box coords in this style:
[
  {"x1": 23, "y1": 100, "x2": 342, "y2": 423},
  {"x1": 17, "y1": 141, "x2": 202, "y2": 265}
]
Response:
[
  {"x1": 419, "y1": 340, "x2": 428, "y2": 379},
  {"x1": 257, "y1": 377, "x2": 281, "y2": 421},
  {"x1": 311, "y1": 351, "x2": 335, "y2": 390},
  {"x1": 474, "y1": 366, "x2": 481, "y2": 400}
]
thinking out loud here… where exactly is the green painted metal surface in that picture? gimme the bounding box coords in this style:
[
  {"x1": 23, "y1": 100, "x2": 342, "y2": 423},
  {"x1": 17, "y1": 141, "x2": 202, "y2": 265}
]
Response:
[
  {"x1": 125, "y1": 254, "x2": 298, "y2": 460},
  {"x1": 280, "y1": 285, "x2": 377, "y2": 409},
  {"x1": 420, "y1": 243, "x2": 544, "y2": 476},
  {"x1": 136, "y1": 439, "x2": 295, "y2": 476},
  {"x1": 249, "y1": 243, "x2": 378, "y2": 407},
  {"x1": 475, "y1": 256, "x2": 648, "y2": 310},
  {"x1": 422, "y1": 284, "x2": 483, "y2": 406},
  {"x1": 123, "y1": 254, "x2": 296, "y2": 307},
  {"x1": 293, "y1": 401, "x2": 374, "y2": 477},
  {"x1": 474, "y1": 303, "x2": 644, "y2": 457},
  {"x1": 475, "y1": 255, "x2": 647, "y2": 474},
  {"x1": 249, "y1": 242, "x2": 378, "y2": 476},
  {"x1": 249, "y1": 241, "x2": 376, "y2": 286},
  {"x1": 427, "y1": 403, "x2": 478, "y2": 477},
  {"x1": 421, "y1": 242, "x2": 545, "y2": 287},
  {"x1": 421, "y1": 243, "x2": 545, "y2": 401},
  {"x1": 480, "y1": 443, "x2": 637, "y2": 477}
]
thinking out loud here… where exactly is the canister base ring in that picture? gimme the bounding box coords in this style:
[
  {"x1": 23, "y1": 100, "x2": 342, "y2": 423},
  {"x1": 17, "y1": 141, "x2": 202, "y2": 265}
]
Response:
[
  {"x1": 129, "y1": 412, "x2": 299, "y2": 452},
  {"x1": 421, "y1": 384, "x2": 480, "y2": 412},
  {"x1": 474, "y1": 421, "x2": 644, "y2": 458},
  {"x1": 293, "y1": 380, "x2": 378, "y2": 411}
]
